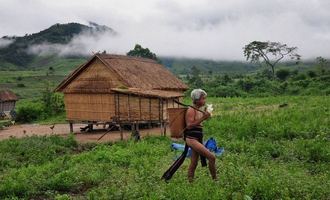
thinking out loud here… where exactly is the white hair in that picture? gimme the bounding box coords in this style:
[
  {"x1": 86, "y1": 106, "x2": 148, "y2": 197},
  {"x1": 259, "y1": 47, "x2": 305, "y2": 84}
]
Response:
[{"x1": 191, "y1": 89, "x2": 207, "y2": 102}]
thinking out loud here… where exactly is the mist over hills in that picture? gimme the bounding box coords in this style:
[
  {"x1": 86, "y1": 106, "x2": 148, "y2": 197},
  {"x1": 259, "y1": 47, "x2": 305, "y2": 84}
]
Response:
[
  {"x1": 0, "y1": 22, "x2": 115, "y2": 67},
  {"x1": 0, "y1": 22, "x2": 316, "y2": 74}
]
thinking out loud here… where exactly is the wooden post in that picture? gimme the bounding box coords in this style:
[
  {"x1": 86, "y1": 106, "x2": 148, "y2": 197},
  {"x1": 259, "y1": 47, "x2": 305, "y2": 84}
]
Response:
[
  {"x1": 149, "y1": 98, "x2": 152, "y2": 121},
  {"x1": 114, "y1": 93, "x2": 117, "y2": 119},
  {"x1": 139, "y1": 96, "x2": 142, "y2": 120},
  {"x1": 69, "y1": 122, "x2": 73, "y2": 133},
  {"x1": 148, "y1": 98, "x2": 151, "y2": 129},
  {"x1": 160, "y1": 121, "x2": 163, "y2": 136},
  {"x1": 128, "y1": 94, "x2": 131, "y2": 121},
  {"x1": 158, "y1": 98, "x2": 161, "y2": 122},
  {"x1": 88, "y1": 123, "x2": 93, "y2": 132},
  {"x1": 117, "y1": 94, "x2": 120, "y2": 121},
  {"x1": 119, "y1": 123, "x2": 123, "y2": 140},
  {"x1": 159, "y1": 98, "x2": 163, "y2": 136}
]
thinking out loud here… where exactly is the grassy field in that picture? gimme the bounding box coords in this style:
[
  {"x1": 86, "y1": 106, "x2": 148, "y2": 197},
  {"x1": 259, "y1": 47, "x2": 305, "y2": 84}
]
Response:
[
  {"x1": 0, "y1": 96, "x2": 329, "y2": 199},
  {"x1": 0, "y1": 58, "x2": 85, "y2": 100}
]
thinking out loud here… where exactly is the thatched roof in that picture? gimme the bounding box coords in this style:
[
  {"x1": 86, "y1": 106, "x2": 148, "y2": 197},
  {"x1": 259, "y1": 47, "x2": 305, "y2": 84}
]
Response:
[
  {"x1": 0, "y1": 90, "x2": 18, "y2": 101},
  {"x1": 55, "y1": 54, "x2": 188, "y2": 96},
  {"x1": 111, "y1": 88, "x2": 183, "y2": 99}
]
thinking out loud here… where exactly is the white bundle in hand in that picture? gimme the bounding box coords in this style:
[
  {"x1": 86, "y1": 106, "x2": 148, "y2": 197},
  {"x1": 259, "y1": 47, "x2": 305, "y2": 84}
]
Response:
[{"x1": 206, "y1": 104, "x2": 214, "y2": 115}]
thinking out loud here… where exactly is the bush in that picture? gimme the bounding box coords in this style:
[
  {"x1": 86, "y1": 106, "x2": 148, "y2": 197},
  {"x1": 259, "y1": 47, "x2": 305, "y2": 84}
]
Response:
[
  {"x1": 307, "y1": 70, "x2": 317, "y2": 78},
  {"x1": 213, "y1": 86, "x2": 241, "y2": 97},
  {"x1": 237, "y1": 78, "x2": 254, "y2": 92},
  {"x1": 293, "y1": 73, "x2": 307, "y2": 81},
  {"x1": 16, "y1": 102, "x2": 44, "y2": 123},
  {"x1": 276, "y1": 69, "x2": 290, "y2": 81},
  {"x1": 16, "y1": 83, "x2": 25, "y2": 87},
  {"x1": 41, "y1": 88, "x2": 65, "y2": 116},
  {"x1": 295, "y1": 80, "x2": 310, "y2": 88}
]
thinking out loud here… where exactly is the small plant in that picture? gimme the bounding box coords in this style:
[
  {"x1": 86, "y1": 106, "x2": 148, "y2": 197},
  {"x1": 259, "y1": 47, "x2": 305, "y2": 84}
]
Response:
[{"x1": 16, "y1": 83, "x2": 25, "y2": 87}]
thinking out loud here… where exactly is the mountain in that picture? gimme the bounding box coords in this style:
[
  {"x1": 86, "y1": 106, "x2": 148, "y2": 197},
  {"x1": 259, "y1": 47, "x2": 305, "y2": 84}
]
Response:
[
  {"x1": 0, "y1": 22, "x2": 115, "y2": 67},
  {"x1": 0, "y1": 22, "x2": 315, "y2": 74}
]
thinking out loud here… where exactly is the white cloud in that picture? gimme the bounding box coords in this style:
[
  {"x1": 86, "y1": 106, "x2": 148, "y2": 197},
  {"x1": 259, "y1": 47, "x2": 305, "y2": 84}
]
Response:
[
  {"x1": 0, "y1": 0, "x2": 330, "y2": 60},
  {"x1": 27, "y1": 28, "x2": 117, "y2": 56},
  {"x1": 0, "y1": 38, "x2": 14, "y2": 48}
]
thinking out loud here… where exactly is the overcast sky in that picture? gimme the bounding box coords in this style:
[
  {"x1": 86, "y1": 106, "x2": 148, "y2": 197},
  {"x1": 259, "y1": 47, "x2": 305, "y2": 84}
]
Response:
[{"x1": 0, "y1": 0, "x2": 329, "y2": 60}]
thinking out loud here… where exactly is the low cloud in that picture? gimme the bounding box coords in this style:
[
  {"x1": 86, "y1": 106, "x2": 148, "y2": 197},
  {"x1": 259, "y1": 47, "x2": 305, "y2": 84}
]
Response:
[
  {"x1": 2, "y1": 0, "x2": 330, "y2": 60},
  {"x1": 27, "y1": 26, "x2": 117, "y2": 57},
  {"x1": 0, "y1": 38, "x2": 14, "y2": 48}
]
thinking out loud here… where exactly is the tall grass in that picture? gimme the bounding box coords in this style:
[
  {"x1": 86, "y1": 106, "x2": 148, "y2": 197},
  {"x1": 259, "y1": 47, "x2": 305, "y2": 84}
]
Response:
[{"x1": 0, "y1": 96, "x2": 329, "y2": 199}]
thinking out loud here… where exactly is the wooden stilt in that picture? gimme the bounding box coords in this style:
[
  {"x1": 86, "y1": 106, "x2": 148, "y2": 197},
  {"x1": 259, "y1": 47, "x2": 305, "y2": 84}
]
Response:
[
  {"x1": 69, "y1": 122, "x2": 73, "y2": 133},
  {"x1": 160, "y1": 121, "x2": 163, "y2": 136},
  {"x1": 119, "y1": 124, "x2": 123, "y2": 140}
]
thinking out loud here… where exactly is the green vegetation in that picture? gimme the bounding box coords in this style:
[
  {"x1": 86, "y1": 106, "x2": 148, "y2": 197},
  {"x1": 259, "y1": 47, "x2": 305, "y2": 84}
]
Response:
[
  {"x1": 243, "y1": 41, "x2": 301, "y2": 77},
  {"x1": 15, "y1": 90, "x2": 65, "y2": 123},
  {"x1": 127, "y1": 44, "x2": 160, "y2": 62},
  {"x1": 187, "y1": 67, "x2": 330, "y2": 97},
  {"x1": 0, "y1": 57, "x2": 85, "y2": 100},
  {"x1": 0, "y1": 96, "x2": 329, "y2": 199}
]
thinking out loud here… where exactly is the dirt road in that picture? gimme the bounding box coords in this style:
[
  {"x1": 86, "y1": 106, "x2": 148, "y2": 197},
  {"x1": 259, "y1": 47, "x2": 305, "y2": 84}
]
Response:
[{"x1": 0, "y1": 123, "x2": 174, "y2": 143}]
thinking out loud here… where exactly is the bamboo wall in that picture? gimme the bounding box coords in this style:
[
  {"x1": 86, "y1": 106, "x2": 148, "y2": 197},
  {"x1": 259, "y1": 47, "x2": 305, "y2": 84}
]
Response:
[
  {"x1": 64, "y1": 93, "x2": 182, "y2": 123},
  {"x1": 65, "y1": 93, "x2": 115, "y2": 121},
  {"x1": 0, "y1": 101, "x2": 15, "y2": 112}
]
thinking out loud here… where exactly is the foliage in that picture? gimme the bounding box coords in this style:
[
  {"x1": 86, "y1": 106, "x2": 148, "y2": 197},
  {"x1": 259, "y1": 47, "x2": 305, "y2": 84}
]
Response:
[
  {"x1": 198, "y1": 69, "x2": 330, "y2": 97},
  {"x1": 41, "y1": 83, "x2": 65, "y2": 115},
  {"x1": 0, "y1": 96, "x2": 329, "y2": 199},
  {"x1": 126, "y1": 44, "x2": 159, "y2": 62},
  {"x1": 187, "y1": 66, "x2": 203, "y2": 88},
  {"x1": 276, "y1": 69, "x2": 291, "y2": 81},
  {"x1": 15, "y1": 90, "x2": 65, "y2": 123},
  {"x1": 315, "y1": 56, "x2": 330, "y2": 75},
  {"x1": 15, "y1": 101, "x2": 44, "y2": 122},
  {"x1": 243, "y1": 41, "x2": 301, "y2": 76}
]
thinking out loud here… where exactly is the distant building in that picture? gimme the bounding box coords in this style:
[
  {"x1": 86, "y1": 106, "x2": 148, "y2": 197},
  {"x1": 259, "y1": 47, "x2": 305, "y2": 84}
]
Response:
[{"x1": 0, "y1": 90, "x2": 18, "y2": 119}]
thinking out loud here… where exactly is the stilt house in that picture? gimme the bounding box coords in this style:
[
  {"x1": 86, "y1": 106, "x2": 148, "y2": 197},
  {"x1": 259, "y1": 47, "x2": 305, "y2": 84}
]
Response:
[{"x1": 55, "y1": 54, "x2": 188, "y2": 134}]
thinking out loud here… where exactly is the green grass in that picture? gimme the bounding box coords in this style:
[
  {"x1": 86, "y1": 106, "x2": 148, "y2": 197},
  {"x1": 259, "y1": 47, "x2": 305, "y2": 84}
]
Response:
[
  {"x1": 0, "y1": 120, "x2": 10, "y2": 129},
  {"x1": 0, "y1": 71, "x2": 65, "y2": 100},
  {"x1": 0, "y1": 57, "x2": 85, "y2": 100},
  {"x1": 0, "y1": 96, "x2": 329, "y2": 199}
]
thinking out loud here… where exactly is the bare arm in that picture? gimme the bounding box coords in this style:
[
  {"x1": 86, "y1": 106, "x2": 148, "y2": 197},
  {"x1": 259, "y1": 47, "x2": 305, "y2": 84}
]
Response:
[{"x1": 185, "y1": 108, "x2": 210, "y2": 129}]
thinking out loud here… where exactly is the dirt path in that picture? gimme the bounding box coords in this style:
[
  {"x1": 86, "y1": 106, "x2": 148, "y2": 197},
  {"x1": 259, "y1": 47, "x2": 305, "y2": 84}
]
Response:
[{"x1": 0, "y1": 123, "x2": 176, "y2": 143}]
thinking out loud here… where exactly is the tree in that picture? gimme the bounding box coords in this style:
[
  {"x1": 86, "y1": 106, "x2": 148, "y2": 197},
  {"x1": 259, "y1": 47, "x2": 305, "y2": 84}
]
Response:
[
  {"x1": 243, "y1": 41, "x2": 301, "y2": 77},
  {"x1": 188, "y1": 66, "x2": 203, "y2": 88},
  {"x1": 315, "y1": 56, "x2": 329, "y2": 75},
  {"x1": 127, "y1": 44, "x2": 160, "y2": 62}
]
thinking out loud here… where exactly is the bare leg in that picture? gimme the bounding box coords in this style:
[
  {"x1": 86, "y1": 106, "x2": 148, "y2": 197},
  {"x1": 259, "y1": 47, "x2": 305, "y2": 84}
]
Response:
[
  {"x1": 186, "y1": 138, "x2": 217, "y2": 180},
  {"x1": 188, "y1": 148, "x2": 199, "y2": 182}
]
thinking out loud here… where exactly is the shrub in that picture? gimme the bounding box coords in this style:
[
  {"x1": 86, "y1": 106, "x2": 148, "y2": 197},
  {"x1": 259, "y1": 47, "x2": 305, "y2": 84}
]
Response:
[
  {"x1": 15, "y1": 102, "x2": 44, "y2": 123},
  {"x1": 237, "y1": 78, "x2": 254, "y2": 92},
  {"x1": 276, "y1": 69, "x2": 290, "y2": 81},
  {"x1": 293, "y1": 73, "x2": 307, "y2": 81},
  {"x1": 16, "y1": 83, "x2": 25, "y2": 87},
  {"x1": 213, "y1": 86, "x2": 241, "y2": 97},
  {"x1": 307, "y1": 70, "x2": 317, "y2": 78}
]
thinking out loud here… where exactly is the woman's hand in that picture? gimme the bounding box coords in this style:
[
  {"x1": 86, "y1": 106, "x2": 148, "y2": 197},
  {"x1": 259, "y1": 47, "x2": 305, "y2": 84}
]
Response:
[{"x1": 203, "y1": 111, "x2": 211, "y2": 120}]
